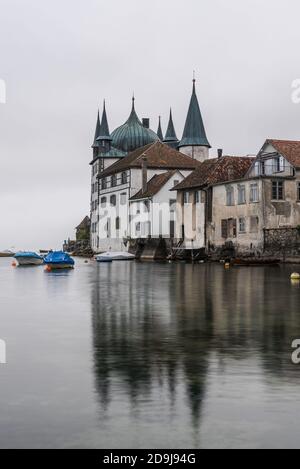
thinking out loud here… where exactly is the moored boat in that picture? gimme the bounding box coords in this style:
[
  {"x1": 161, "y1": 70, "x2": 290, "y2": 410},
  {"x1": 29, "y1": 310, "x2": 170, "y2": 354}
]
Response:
[
  {"x1": 14, "y1": 252, "x2": 44, "y2": 266},
  {"x1": 233, "y1": 258, "x2": 280, "y2": 266},
  {"x1": 44, "y1": 251, "x2": 75, "y2": 270},
  {"x1": 96, "y1": 251, "x2": 135, "y2": 262},
  {"x1": 0, "y1": 250, "x2": 15, "y2": 258}
]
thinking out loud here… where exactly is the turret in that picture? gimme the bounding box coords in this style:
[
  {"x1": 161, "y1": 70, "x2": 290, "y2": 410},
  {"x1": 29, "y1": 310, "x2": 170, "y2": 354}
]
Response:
[
  {"x1": 163, "y1": 109, "x2": 179, "y2": 149},
  {"x1": 91, "y1": 110, "x2": 101, "y2": 159},
  {"x1": 178, "y1": 79, "x2": 211, "y2": 162},
  {"x1": 96, "y1": 100, "x2": 112, "y2": 154},
  {"x1": 157, "y1": 116, "x2": 163, "y2": 141}
]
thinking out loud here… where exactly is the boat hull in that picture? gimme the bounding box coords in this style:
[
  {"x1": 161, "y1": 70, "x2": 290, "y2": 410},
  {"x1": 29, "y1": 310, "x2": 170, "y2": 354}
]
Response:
[
  {"x1": 16, "y1": 257, "x2": 44, "y2": 266},
  {"x1": 46, "y1": 263, "x2": 74, "y2": 270},
  {"x1": 96, "y1": 251, "x2": 135, "y2": 262},
  {"x1": 233, "y1": 258, "x2": 280, "y2": 266}
]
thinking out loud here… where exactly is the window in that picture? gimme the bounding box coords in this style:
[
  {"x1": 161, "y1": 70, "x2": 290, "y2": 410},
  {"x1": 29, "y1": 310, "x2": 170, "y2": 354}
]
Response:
[
  {"x1": 184, "y1": 192, "x2": 189, "y2": 204},
  {"x1": 250, "y1": 216, "x2": 259, "y2": 233},
  {"x1": 100, "y1": 197, "x2": 106, "y2": 207},
  {"x1": 173, "y1": 180, "x2": 179, "y2": 187},
  {"x1": 298, "y1": 182, "x2": 300, "y2": 201},
  {"x1": 135, "y1": 222, "x2": 141, "y2": 234},
  {"x1": 195, "y1": 191, "x2": 200, "y2": 204},
  {"x1": 120, "y1": 193, "x2": 127, "y2": 205},
  {"x1": 111, "y1": 175, "x2": 117, "y2": 187},
  {"x1": 226, "y1": 186, "x2": 234, "y2": 206},
  {"x1": 121, "y1": 172, "x2": 127, "y2": 185},
  {"x1": 110, "y1": 195, "x2": 116, "y2": 206},
  {"x1": 94, "y1": 181, "x2": 98, "y2": 194},
  {"x1": 238, "y1": 185, "x2": 246, "y2": 204},
  {"x1": 101, "y1": 178, "x2": 107, "y2": 190},
  {"x1": 239, "y1": 217, "x2": 246, "y2": 233},
  {"x1": 221, "y1": 219, "x2": 237, "y2": 238},
  {"x1": 250, "y1": 183, "x2": 259, "y2": 202},
  {"x1": 115, "y1": 217, "x2": 121, "y2": 231},
  {"x1": 273, "y1": 156, "x2": 285, "y2": 173},
  {"x1": 272, "y1": 180, "x2": 284, "y2": 200},
  {"x1": 221, "y1": 220, "x2": 228, "y2": 239},
  {"x1": 261, "y1": 161, "x2": 265, "y2": 175}
]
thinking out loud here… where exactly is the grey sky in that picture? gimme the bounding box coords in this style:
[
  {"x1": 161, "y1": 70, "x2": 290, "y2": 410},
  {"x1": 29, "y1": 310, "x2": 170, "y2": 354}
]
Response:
[{"x1": 0, "y1": 0, "x2": 299, "y2": 248}]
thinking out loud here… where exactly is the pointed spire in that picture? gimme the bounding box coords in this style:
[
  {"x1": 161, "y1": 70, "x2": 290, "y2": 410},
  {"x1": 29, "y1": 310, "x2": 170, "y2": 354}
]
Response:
[
  {"x1": 97, "y1": 100, "x2": 112, "y2": 141},
  {"x1": 157, "y1": 116, "x2": 163, "y2": 141},
  {"x1": 164, "y1": 108, "x2": 178, "y2": 143},
  {"x1": 179, "y1": 78, "x2": 210, "y2": 148},
  {"x1": 92, "y1": 110, "x2": 101, "y2": 148}
]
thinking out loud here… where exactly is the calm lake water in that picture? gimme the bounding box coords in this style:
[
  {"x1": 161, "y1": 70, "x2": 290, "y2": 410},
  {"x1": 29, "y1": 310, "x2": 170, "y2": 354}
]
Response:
[{"x1": 1, "y1": 257, "x2": 300, "y2": 448}]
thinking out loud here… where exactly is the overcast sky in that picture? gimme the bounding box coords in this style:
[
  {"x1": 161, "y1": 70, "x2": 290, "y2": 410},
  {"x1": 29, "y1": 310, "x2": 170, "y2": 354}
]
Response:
[{"x1": 0, "y1": 0, "x2": 300, "y2": 249}]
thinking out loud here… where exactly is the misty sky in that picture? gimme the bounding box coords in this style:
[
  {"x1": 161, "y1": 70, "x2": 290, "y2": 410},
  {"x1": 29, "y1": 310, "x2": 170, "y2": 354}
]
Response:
[{"x1": 0, "y1": 0, "x2": 300, "y2": 249}]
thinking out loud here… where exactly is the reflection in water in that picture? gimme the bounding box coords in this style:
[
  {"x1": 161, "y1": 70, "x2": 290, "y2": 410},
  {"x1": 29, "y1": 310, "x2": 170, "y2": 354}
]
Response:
[{"x1": 90, "y1": 262, "x2": 300, "y2": 440}]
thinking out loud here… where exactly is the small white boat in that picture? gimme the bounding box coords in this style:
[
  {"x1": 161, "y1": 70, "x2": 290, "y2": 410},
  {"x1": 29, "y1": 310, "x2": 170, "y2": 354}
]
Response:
[
  {"x1": 96, "y1": 251, "x2": 135, "y2": 263},
  {"x1": 14, "y1": 252, "x2": 44, "y2": 266},
  {"x1": 0, "y1": 249, "x2": 15, "y2": 258}
]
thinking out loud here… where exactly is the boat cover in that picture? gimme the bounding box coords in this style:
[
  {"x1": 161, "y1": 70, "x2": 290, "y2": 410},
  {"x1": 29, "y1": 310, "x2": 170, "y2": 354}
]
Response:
[
  {"x1": 44, "y1": 251, "x2": 75, "y2": 265},
  {"x1": 14, "y1": 251, "x2": 43, "y2": 259}
]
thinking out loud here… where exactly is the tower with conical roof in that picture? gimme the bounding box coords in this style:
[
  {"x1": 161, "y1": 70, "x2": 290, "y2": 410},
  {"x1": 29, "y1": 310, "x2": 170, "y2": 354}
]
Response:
[
  {"x1": 163, "y1": 109, "x2": 179, "y2": 149},
  {"x1": 96, "y1": 100, "x2": 112, "y2": 154},
  {"x1": 91, "y1": 110, "x2": 101, "y2": 158},
  {"x1": 157, "y1": 116, "x2": 163, "y2": 141},
  {"x1": 178, "y1": 79, "x2": 210, "y2": 162}
]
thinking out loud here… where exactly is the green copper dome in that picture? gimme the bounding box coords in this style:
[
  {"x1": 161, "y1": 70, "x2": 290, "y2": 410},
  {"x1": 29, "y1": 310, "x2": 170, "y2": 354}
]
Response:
[{"x1": 111, "y1": 98, "x2": 159, "y2": 153}]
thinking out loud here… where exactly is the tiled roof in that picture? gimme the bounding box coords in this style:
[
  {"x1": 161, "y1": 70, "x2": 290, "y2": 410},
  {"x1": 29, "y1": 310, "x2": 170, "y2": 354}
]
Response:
[
  {"x1": 267, "y1": 139, "x2": 300, "y2": 168},
  {"x1": 172, "y1": 156, "x2": 254, "y2": 191},
  {"x1": 98, "y1": 141, "x2": 200, "y2": 178},
  {"x1": 130, "y1": 171, "x2": 176, "y2": 200}
]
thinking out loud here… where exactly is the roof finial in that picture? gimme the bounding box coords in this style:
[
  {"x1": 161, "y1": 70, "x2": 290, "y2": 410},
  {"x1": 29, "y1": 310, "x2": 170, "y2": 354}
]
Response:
[
  {"x1": 192, "y1": 71, "x2": 196, "y2": 93},
  {"x1": 132, "y1": 93, "x2": 135, "y2": 110}
]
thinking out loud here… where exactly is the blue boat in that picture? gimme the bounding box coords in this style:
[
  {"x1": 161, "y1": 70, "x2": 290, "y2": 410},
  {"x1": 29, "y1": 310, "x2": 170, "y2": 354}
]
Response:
[
  {"x1": 44, "y1": 251, "x2": 75, "y2": 270},
  {"x1": 14, "y1": 252, "x2": 44, "y2": 266}
]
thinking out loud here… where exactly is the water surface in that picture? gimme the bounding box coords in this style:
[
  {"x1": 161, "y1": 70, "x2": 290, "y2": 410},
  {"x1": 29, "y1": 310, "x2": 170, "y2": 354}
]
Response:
[{"x1": 0, "y1": 257, "x2": 300, "y2": 448}]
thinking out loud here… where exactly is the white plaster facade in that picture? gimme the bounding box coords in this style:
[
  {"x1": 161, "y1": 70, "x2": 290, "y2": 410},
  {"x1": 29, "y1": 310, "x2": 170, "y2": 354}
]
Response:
[
  {"x1": 97, "y1": 167, "x2": 193, "y2": 253},
  {"x1": 129, "y1": 171, "x2": 186, "y2": 239}
]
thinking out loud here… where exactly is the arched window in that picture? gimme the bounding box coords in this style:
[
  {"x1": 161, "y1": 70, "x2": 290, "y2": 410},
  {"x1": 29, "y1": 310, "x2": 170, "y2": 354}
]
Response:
[
  {"x1": 110, "y1": 195, "x2": 117, "y2": 206},
  {"x1": 116, "y1": 217, "x2": 121, "y2": 230},
  {"x1": 101, "y1": 178, "x2": 107, "y2": 190},
  {"x1": 100, "y1": 197, "x2": 107, "y2": 207}
]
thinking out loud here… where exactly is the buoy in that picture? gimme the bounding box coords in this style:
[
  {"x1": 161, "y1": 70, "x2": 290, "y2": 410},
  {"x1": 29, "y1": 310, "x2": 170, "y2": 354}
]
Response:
[
  {"x1": 45, "y1": 265, "x2": 52, "y2": 272},
  {"x1": 224, "y1": 262, "x2": 230, "y2": 269},
  {"x1": 11, "y1": 261, "x2": 17, "y2": 267},
  {"x1": 291, "y1": 272, "x2": 300, "y2": 280}
]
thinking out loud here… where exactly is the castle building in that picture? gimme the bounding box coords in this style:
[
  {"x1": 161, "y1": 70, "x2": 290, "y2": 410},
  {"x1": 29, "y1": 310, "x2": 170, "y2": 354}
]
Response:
[{"x1": 89, "y1": 80, "x2": 210, "y2": 252}]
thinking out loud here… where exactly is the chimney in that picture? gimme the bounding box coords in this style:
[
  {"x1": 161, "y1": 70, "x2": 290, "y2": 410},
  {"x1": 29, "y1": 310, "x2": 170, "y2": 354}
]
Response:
[
  {"x1": 218, "y1": 149, "x2": 223, "y2": 158},
  {"x1": 142, "y1": 118, "x2": 150, "y2": 129},
  {"x1": 142, "y1": 156, "x2": 148, "y2": 194}
]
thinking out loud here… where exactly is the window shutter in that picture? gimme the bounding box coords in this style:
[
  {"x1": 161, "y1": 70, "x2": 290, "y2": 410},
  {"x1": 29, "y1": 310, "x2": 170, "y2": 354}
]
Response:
[{"x1": 221, "y1": 220, "x2": 228, "y2": 239}]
